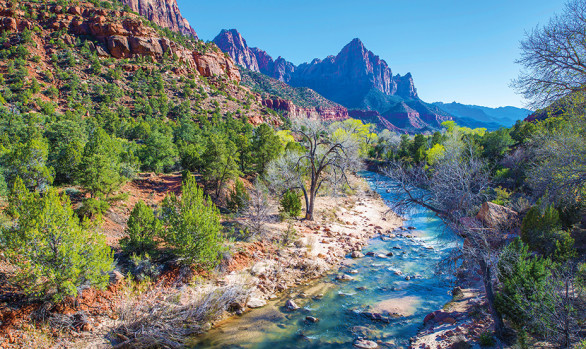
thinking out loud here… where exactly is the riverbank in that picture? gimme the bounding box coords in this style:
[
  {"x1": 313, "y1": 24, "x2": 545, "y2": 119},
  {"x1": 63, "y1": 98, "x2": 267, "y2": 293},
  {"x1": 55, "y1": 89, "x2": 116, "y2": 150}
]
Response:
[
  {"x1": 97, "y1": 173, "x2": 403, "y2": 348},
  {"x1": 194, "y1": 172, "x2": 464, "y2": 348},
  {"x1": 221, "y1": 173, "x2": 404, "y2": 315}
]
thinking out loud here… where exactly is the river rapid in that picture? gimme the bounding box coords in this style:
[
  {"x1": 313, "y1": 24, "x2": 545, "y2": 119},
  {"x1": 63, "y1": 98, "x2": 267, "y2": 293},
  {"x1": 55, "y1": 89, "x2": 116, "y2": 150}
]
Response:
[{"x1": 193, "y1": 172, "x2": 461, "y2": 348}]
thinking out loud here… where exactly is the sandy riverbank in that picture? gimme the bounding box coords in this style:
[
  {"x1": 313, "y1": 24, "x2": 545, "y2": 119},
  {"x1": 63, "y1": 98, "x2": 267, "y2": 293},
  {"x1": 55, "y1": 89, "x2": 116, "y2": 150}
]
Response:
[{"x1": 221, "y1": 173, "x2": 404, "y2": 311}]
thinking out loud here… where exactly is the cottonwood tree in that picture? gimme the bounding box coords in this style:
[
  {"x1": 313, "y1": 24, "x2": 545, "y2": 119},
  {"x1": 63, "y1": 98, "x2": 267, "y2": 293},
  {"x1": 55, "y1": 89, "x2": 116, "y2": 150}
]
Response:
[
  {"x1": 382, "y1": 132, "x2": 510, "y2": 338},
  {"x1": 266, "y1": 118, "x2": 362, "y2": 220},
  {"x1": 513, "y1": 0, "x2": 586, "y2": 108}
]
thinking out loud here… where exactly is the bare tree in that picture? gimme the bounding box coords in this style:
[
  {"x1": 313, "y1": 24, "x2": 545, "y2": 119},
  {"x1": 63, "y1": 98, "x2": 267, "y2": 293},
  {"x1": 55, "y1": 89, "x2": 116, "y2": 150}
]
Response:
[
  {"x1": 513, "y1": 0, "x2": 586, "y2": 108},
  {"x1": 266, "y1": 118, "x2": 362, "y2": 220},
  {"x1": 541, "y1": 264, "x2": 584, "y2": 348},
  {"x1": 527, "y1": 115, "x2": 586, "y2": 204},
  {"x1": 382, "y1": 135, "x2": 510, "y2": 338},
  {"x1": 243, "y1": 179, "x2": 271, "y2": 238}
]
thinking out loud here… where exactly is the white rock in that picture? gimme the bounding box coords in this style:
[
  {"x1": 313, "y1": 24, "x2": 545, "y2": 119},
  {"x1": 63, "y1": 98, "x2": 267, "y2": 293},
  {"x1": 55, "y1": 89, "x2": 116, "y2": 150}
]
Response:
[
  {"x1": 354, "y1": 339, "x2": 378, "y2": 348},
  {"x1": 247, "y1": 297, "x2": 267, "y2": 309}
]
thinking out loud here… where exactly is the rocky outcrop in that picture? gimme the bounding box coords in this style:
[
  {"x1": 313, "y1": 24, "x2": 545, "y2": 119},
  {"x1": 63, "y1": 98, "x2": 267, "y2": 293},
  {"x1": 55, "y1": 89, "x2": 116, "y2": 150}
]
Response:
[
  {"x1": 262, "y1": 97, "x2": 348, "y2": 121},
  {"x1": 476, "y1": 202, "x2": 520, "y2": 231},
  {"x1": 0, "y1": 3, "x2": 240, "y2": 83},
  {"x1": 118, "y1": 0, "x2": 198, "y2": 38},
  {"x1": 213, "y1": 29, "x2": 260, "y2": 72},
  {"x1": 212, "y1": 29, "x2": 297, "y2": 83}
]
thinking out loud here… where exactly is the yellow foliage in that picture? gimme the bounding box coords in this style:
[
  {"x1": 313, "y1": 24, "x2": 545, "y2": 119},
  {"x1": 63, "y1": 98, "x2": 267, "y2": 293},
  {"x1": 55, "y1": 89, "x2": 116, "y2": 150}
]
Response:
[{"x1": 426, "y1": 144, "x2": 445, "y2": 165}]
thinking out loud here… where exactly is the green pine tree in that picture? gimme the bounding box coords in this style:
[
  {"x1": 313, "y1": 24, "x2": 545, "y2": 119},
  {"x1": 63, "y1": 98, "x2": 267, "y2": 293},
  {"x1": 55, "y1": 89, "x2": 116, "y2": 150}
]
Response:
[
  {"x1": 3, "y1": 178, "x2": 113, "y2": 301},
  {"x1": 161, "y1": 176, "x2": 224, "y2": 268},
  {"x1": 121, "y1": 201, "x2": 161, "y2": 256}
]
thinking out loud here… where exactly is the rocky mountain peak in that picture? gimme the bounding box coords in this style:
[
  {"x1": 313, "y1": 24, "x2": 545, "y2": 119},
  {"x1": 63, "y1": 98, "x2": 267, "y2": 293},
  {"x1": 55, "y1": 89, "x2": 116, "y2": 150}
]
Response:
[
  {"x1": 213, "y1": 29, "x2": 260, "y2": 71},
  {"x1": 119, "y1": 0, "x2": 198, "y2": 39},
  {"x1": 343, "y1": 38, "x2": 366, "y2": 52}
]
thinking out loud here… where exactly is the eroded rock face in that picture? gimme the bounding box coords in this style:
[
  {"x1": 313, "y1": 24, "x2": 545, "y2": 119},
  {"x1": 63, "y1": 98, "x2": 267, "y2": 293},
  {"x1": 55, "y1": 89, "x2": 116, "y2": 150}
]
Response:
[
  {"x1": 262, "y1": 97, "x2": 348, "y2": 121},
  {"x1": 214, "y1": 29, "x2": 260, "y2": 72},
  {"x1": 119, "y1": 0, "x2": 198, "y2": 39},
  {"x1": 0, "y1": 3, "x2": 240, "y2": 83}
]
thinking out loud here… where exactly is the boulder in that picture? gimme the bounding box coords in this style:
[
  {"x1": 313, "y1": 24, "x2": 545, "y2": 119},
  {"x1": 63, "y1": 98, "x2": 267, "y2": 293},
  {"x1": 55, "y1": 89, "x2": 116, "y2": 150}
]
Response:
[
  {"x1": 285, "y1": 299, "x2": 300, "y2": 311},
  {"x1": 336, "y1": 274, "x2": 354, "y2": 281},
  {"x1": 128, "y1": 36, "x2": 164, "y2": 56},
  {"x1": 351, "y1": 251, "x2": 364, "y2": 258},
  {"x1": 450, "y1": 337, "x2": 472, "y2": 349},
  {"x1": 246, "y1": 297, "x2": 266, "y2": 309},
  {"x1": 305, "y1": 316, "x2": 319, "y2": 323},
  {"x1": 354, "y1": 339, "x2": 378, "y2": 348},
  {"x1": 476, "y1": 201, "x2": 519, "y2": 230},
  {"x1": 452, "y1": 286, "x2": 464, "y2": 300},
  {"x1": 107, "y1": 35, "x2": 131, "y2": 58},
  {"x1": 109, "y1": 270, "x2": 124, "y2": 284}
]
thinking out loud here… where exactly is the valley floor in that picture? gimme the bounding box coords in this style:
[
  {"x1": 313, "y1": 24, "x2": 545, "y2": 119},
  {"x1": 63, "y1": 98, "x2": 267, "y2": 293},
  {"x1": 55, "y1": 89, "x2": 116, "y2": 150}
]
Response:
[{"x1": 0, "y1": 173, "x2": 404, "y2": 348}]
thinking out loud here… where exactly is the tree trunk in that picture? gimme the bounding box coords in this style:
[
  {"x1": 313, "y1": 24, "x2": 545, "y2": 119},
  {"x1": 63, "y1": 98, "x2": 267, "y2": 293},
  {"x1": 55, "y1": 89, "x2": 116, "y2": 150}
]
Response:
[
  {"x1": 479, "y1": 258, "x2": 506, "y2": 339},
  {"x1": 305, "y1": 188, "x2": 316, "y2": 221},
  {"x1": 305, "y1": 193, "x2": 315, "y2": 220}
]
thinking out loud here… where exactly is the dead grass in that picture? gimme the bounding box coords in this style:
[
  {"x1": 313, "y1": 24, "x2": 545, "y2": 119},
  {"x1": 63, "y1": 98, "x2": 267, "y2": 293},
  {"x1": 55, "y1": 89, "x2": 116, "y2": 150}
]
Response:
[{"x1": 112, "y1": 284, "x2": 250, "y2": 348}]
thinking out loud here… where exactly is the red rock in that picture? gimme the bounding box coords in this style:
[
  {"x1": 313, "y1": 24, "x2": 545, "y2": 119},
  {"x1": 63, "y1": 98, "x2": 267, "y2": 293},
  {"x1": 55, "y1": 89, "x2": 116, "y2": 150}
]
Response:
[
  {"x1": 107, "y1": 35, "x2": 131, "y2": 58},
  {"x1": 476, "y1": 201, "x2": 519, "y2": 230},
  {"x1": 119, "y1": 0, "x2": 197, "y2": 38}
]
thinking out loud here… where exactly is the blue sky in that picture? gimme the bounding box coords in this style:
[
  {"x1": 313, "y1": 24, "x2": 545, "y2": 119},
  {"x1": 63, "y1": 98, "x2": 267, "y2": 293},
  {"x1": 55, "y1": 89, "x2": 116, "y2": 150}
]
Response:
[{"x1": 177, "y1": 0, "x2": 567, "y2": 109}]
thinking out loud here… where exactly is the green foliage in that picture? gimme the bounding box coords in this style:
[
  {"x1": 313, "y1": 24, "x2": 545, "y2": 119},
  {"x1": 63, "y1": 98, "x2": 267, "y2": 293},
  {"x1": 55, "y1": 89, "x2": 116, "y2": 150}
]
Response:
[
  {"x1": 521, "y1": 204, "x2": 573, "y2": 256},
  {"x1": 78, "y1": 128, "x2": 125, "y2": 198},
  {"x1": 491, "y1": 187, "x2": 512, "y2": 206},
  {"x1": 2, "y1": 182, "x2": 113, "y2": 301},
  {"x1": 251, "y1": 123, "x2": 282, "y2": 174},
  {"x1": 4, "y1": 136, "x2": 54, "y2": 192},
  {"x1": 121, "y1": 201, "x2": 161, "y2": 257},
  {"x1": 480, "y1": 128, "x2": 513, "y2": 160},
  {"x1": 201, "y1": 133, "x2": 240, "y2": 197},
  {"x1": 161, "y1": 176, "x2": 224, "y2": 267},
  {"x1": 478, "y1": 331, "x2": 495, "y2": 347},
  {"x1": 227, "y1": 179, "x2": 250, "y2": 213},
  {"x1": 279, "y1": 189, "x2": 302, "y2": 218},
  {"x1": 77, "y1": 197, "x2": 110, "y2": 221},
  {"x1": 496, "y1": 238, "x2": 554, "y2": 331},
  {"x1": 140, "y1": 130, "x2": 178, "y2": 174},
  {"x1": 45, "y1": 119, "x2": 87, "y2": 184}
]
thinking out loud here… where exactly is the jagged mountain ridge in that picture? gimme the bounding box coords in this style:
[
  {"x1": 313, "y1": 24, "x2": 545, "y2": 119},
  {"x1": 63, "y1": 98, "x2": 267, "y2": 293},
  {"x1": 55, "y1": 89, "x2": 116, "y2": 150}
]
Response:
[
  {"x1": 213, "y1": 30, "x2": 418, "y2": 108},
  {"x1": 213, "y1": 29, "x2": 450, "y2": 133},
  {"x1": 119, "y1": 0, "x2": 198, "y2": 38}
]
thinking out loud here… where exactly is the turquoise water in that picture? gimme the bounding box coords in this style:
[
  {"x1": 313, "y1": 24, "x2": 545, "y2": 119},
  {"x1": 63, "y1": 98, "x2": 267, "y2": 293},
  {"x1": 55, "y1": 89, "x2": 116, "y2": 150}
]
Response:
[{"x1": 193, "y1": 172, "x2": 460, "y2": 348}]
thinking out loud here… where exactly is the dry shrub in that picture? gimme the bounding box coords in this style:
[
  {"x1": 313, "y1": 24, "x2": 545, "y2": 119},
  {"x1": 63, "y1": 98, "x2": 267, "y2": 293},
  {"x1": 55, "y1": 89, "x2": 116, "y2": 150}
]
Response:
[{"x1": 112, "y1": 284, "x2": 249, "y2": 348}]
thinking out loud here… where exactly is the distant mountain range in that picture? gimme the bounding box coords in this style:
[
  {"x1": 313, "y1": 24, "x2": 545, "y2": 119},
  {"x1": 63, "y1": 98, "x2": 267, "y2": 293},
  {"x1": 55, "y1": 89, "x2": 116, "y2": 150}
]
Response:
[
  {"x1": 212, "y1": 28, "x2": 528, "y2": 133},
  {"x1": 432, "y1": 102, "x2": 532, "y2": 130}
]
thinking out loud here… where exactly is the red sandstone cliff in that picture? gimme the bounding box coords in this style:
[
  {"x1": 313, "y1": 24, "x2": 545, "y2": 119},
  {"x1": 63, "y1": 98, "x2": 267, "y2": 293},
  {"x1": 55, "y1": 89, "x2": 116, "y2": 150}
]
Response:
[
  {"x1": 0, "y1": 3, "x2": 240, "y2": 82},
  {"x1": 119, "y1": 0, "x2": 197, "y2": 39},
  {"x1": 262, "y1": 97, "x2": 348, "y2": 121}
]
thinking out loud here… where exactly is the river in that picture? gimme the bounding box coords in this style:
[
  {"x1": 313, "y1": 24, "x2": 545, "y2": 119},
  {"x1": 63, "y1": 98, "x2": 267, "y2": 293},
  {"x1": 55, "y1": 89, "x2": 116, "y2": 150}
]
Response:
[{"x1": 193, "y1": 171, "x2": 461, "y2": 348}]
